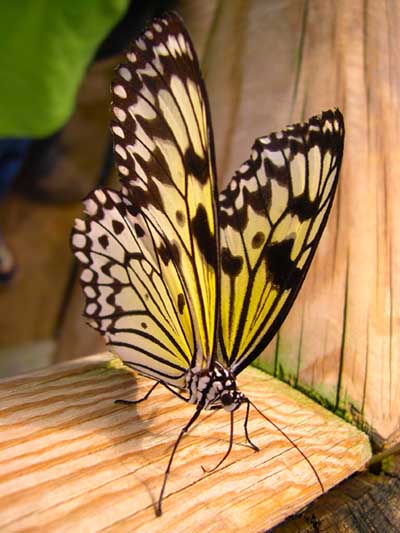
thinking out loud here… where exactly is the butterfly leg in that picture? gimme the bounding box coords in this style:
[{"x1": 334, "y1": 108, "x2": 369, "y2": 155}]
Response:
[
  {"x1": 248, "y1": 399, "x2": 325, "y2": 493},
  {"x1": 201, "y1": 410, "x2": 235, "y2": 473},
  {"x1": 114, "y1": 381, "x2": 160, "y2": 405},
  {"x1": 156, "y1": 405, "x2": 203, "y2": 516},
  {"x1": 161, "y1": 382, "x2": 189, "y2": 402},
  {"x1": 243, "y1": 399, "x2": 260, "y2": 451}
]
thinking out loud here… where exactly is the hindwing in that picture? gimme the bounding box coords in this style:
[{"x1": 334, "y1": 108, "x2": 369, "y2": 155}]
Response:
[
  {"x1": 218, "y1": 109, "x2": 344, "y2": 374},
  {"x1": 71, "y1": 188, "x2": 194, "y2": 387}
]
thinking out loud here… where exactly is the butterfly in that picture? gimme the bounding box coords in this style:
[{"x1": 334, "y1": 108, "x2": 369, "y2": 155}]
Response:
[{"x1": 71, "y1": 12, "x2": 344, "y2": 516}]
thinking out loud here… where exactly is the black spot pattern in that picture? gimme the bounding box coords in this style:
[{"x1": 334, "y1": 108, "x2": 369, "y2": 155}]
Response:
[
  {"x1": 218, "y1": 109, "x2": 344, "y2": 374},
  {"x1": 251, "y1": 232, "x2": 265, "y2": 249},
  {"x1": 221, "y1": 248, "x2": 243, "y2": 277},
  {"x1": 191, "y1": 204, "x2": 217, "y2": 269},
  {"x1": 134, "y1": 223, "x2": 145, "y2": 238},
  {"x1": 112, "y1": 220, "x2": 124, "y2": 235},
  {"x1": 176, "y1": 210, "x2": 185, "y2": 226},
  {"x1": 99, "y1": 235, "x2": 109, "y2": 249},
  {"x1": 177, "y1": 293, "x2": 185, "y2": 314},
  {"x1": 264, "y1": 239, "x2": 302, "y2": 288}
]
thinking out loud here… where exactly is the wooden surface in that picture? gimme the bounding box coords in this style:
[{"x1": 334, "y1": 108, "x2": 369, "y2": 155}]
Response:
[
  {"x1": 0, "y1": 353, "x2": 370, "y2": 531},
  {"x1": 275, "y1": 455, "x2": 400, "y2": 532},
  {"x1": 190, "y1": 0, "x2": 400, "y2": 447}
]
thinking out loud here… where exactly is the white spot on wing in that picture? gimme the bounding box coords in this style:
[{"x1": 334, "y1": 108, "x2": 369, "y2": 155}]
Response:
[
  {"x1": 290, "y1": 153, "x2": 306, "y2": 197},
  {"x1": 74, "y1": 218, "x2": 86, "y2": 231},
  {"x1": 76, "y1": 251, "x2": 89, "y2": 264},
  {"x1": 267, "y1": 150, "x2": 285, "y2": 167},
  {"x1": 112, "y1": 126, "x2": 125, "y2": 138},
  {"x1": 118, "y1": 165, "x2": 129, "y2": 176},
  {"x1": 167, "y1": 35, "x2": 180, "y2": 57},
  {"x1": 137, "y1": 38, "x2": 146, "y2": 51},
  {"x1": 72, "y1": 234, "x2": 86, "y2": 248},
  {"x1": 113, "y1": 85, "x2": 127, "y2": 99},
  {"x1": 115, "y1": 144, "x2": 127, "y2": 160},
  {"x1": 178, "y1": 34, "x2": 186, "y2": 53},
  {"x1": 113, "y1": 107, "x2": 127, "y2": 122},
  {"x1": 269, "y1": 180, "x2": 289, "y2": 223},
  {"x1": 95, "y1": 190, "x2": 107, "y2": 204},
  {"x1": 84, "y1": 286, "x2": 96, "y2": 298},
  {"x1": 155, "y1": 43, "x2": 169, "y2": 56},
  {"x1": 84, "y1": 198, "x2": 98, "y2": 216},
  {"x1": 119, "y1": 67, "x2": 132, "y2": 81},
  {"x1": 307, "y1": 145, "x2": 322, "y2": 201},
  {"x1": 81, "y1": 269, "x2": 93, "y2": 282},
  {"x1": 86, "y1": 303, "x2": 97, "y2": 315}
]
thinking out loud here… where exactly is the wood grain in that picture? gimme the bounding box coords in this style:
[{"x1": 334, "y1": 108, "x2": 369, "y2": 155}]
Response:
[
  {"x1": 0, "y1": 353, "x2": 370, "y2": 531},
  {"x1": 198, "y1": 0, "x2": 400, "y2": 447},
  {"x1": 276, "y1": 454, "x2": 400, "y2": 532}
]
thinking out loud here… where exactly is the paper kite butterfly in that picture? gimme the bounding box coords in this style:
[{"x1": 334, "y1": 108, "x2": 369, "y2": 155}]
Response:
[{"x1": 71, "y1": 12, "x2": 344, "y2": 515}]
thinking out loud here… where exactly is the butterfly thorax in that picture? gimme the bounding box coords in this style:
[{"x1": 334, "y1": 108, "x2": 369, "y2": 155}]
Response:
[{"x1": 186, "y1": 362, "x2": 245, "y2": 412}]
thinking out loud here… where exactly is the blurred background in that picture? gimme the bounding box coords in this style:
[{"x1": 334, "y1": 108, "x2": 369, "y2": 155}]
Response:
[{"x1": 0, "y1": 0, "x2": 179, "y2": 376}]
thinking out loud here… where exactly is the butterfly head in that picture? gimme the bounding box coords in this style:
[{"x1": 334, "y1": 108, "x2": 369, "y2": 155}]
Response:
[
  {"x1": 219, "y1": 388, "x2": 245, "y2": 412},
  {"x1": 187, "y1": 362, "x2": 245, "y2": 412}
]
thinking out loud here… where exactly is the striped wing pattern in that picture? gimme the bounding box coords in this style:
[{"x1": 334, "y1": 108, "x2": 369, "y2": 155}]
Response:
[
  {"x1": 71, "y1": 188, "x2": 194, "y2": 387},
  {"x1": 110, "y1": 14, "x2": 218, "y2": 367},
  {"x1": 218, "y1": 110, "x2": 344, "y2": 374},
  {"x1": 72, "y1": 12, "x2": 344, "y2": 386}
]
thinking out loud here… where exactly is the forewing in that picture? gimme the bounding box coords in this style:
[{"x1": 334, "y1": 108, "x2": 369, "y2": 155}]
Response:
[
  {"x1": 71, "y1": 188, "x2": 195, "y2": 387},
  {"x1": 218, "y1": 109, "x2": 344, "y2": 375},
  {"x1": 111, "y1": 13, "x2": 218, "y2": 366}
]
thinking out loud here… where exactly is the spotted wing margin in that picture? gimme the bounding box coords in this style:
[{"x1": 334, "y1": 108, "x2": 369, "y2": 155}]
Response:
[
  {"x1": 111, "y1": 12, "x2": 219, "y2": 367},
  {"x1": 218, "y1": 109, "x2": 344, "y2": 375},
  {"x1": 71, "y1": 188, "x2": 196, "y2": 388}
]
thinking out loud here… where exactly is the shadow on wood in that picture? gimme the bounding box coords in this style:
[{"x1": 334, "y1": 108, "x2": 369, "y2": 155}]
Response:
[{"x1": 0, "y1": 353, "x2": 370, "y2": 531}]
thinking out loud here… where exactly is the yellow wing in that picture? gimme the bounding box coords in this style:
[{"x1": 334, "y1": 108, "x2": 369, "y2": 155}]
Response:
[
  {"x1": 71, "y1": 188, "x2": 194, "y2": 387},
  {"x1": 111, "y1": 14, "x2": 219, "y2": 367},
  {"x1": 218, "y1": 109, "x2": 344, "y2": 374}
]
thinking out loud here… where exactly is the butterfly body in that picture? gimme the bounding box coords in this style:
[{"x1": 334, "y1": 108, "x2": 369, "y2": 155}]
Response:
[
  {"x1": 186, "y1": 362, "x2": 244, "y2": 411},
  {"x1": 71, "y1": 12, "x2": 344, "y2": 515}
]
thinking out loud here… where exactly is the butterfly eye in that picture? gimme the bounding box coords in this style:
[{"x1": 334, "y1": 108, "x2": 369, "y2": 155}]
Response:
[{"x1": 220, "y1": 392, "x2": 233, "y2": 406}]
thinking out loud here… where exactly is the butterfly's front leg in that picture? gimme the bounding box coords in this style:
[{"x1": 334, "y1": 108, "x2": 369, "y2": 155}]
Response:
[
  {"x1": 114, "y1": 380, "x2": 160, "y2": 405},
  {"x1": 243, "y1": 399, "x2": 260, "y2": 451},
  {"x1": 115, "y1": 380, "x2": 190, "y2": 406}
]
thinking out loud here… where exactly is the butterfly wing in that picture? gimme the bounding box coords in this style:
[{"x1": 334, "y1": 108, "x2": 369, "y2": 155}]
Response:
[
  {"x1": 218, "y1": 109, "x2": 344, "y2": 375},
  {"x1": 111, "y1": 13, "x2": 219, "y2": 367},
  {"x1": 71, "y1": 188, "x2": 196, "y2": 387}
]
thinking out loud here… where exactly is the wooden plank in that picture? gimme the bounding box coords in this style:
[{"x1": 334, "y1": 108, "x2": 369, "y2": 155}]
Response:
[
  {"x1": 200, "y1": 0, "x2": 400, "y2": 446},
  {"x1": 275, "y1": 454, "x2": 400, "y2": 532},
  {"x1": 0, "y1": 353, "x2": 370, "y2": 531}
]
